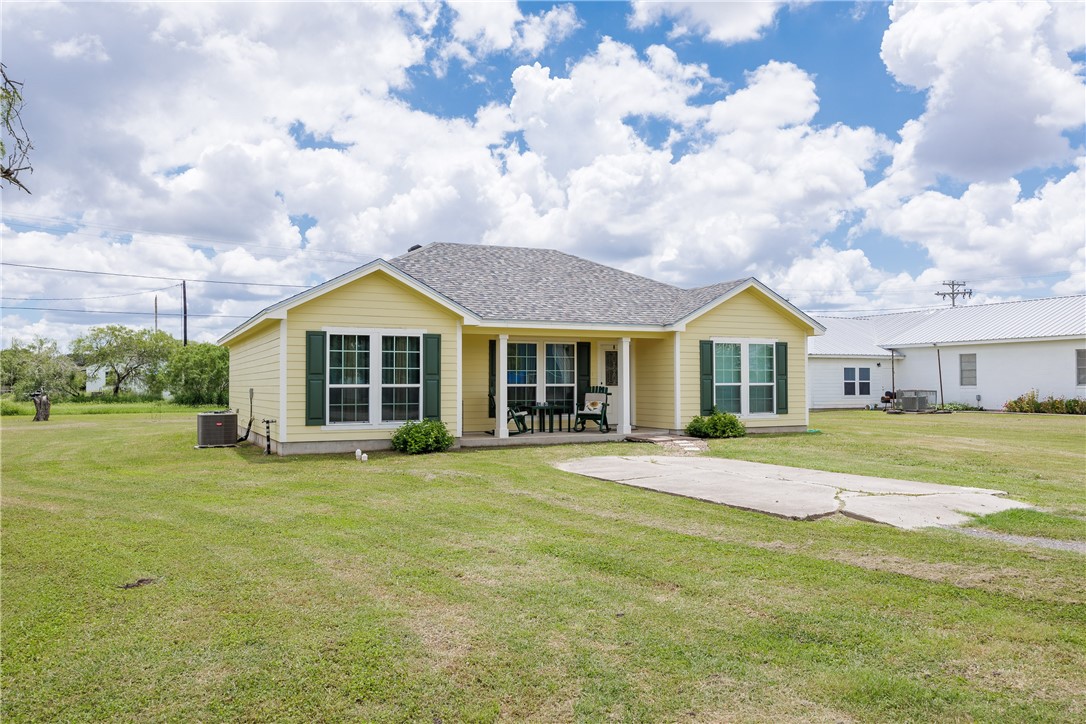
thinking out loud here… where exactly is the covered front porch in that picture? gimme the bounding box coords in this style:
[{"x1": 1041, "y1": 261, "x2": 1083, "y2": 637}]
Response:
[{"x1": 461, "y1": 331, "x2": 670, "y2": 440}]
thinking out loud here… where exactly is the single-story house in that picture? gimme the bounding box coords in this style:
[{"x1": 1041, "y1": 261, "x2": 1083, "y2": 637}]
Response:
[
  {"x1": 808, "y1": 296, "x2": 1086, "y2": 410},
  {"x1": 219, "y1": 243, "x2": 825, "y2": 455}
]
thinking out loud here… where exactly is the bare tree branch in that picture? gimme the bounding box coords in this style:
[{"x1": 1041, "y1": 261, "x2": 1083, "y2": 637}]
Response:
[{"x1": 1, "y1": 63, "x2": 33, "y2": 194}]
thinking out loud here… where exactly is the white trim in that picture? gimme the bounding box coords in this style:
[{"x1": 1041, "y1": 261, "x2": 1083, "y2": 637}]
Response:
[
  {"x1": 709, "y1": 338, "x2": 780, "y2": 419},
  {"x1": 218, "y1": 260, "x2": 481, "y2": 344},
  {"x1": 803, "y1": 343, "x2": 810, "y2": 428},
  {"x1": 325, "y1": 329, "x2": 424, "y2": 427},
  {"x1": 475, "y1": 319, "x2": 671, "y2": 332},
  {"x1": 279, "y1": 319, "x2": 288, "y2": 443},
  {"x1": 619, "y1": 337, "x2": 631, "y2": 434},
  {"x1": 456, "y1": 321, "x2": 463, "y2": 439},
  {"x1": 673, "y1": 332, "x2": 682, "y2": 430},
  {"x1": 497, "y1": 335, "x2": 509, "y2": 438}
]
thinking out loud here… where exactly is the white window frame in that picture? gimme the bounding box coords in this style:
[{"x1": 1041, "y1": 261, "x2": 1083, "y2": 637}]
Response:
[
  {"x1": 711, "y1": 338, "x2": 778, "y2": 418},
  {"x1": 322, "y1": 327, "x2": 425, "y2": 429},
  {"x1": 504, "y1": 338, "x2": 578, "y2": 413},
  {"x1": 1076, "y1": 349, "x2": 1086, "y2": 387},
  {"x1": 844, "y1": 367, "x2": 872, "y2": 396},
  {"x1": 960, "y1": 353, "x2": 977, "y2": 387}
]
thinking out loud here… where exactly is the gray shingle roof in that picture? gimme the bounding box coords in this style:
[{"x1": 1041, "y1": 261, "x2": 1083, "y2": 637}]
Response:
[{"x1": 389, "y1": 243, "x2": 748, "y2": 326}]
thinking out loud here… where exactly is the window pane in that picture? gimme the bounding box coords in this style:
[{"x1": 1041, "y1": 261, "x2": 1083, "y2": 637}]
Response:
[
  {"x1": 960, "y1": 353, "x2": 977, "y2": 386},
  {"x1": 858, "y1": 368, "x2": 870, "y2": 382},
  {"x1": 715, "y1": 385, "x2": 740, "y2": 414},
  {"x1": 844, "y1": 381, "x2": 856, "y2": 396},
  {"x1": 546, "y1": 343, "x2": 575, "y2": 385},
  {"x1": 329, "y1": 334, "x2": 369, "y2": 389},
  {"x1": 1078, "y1": 349, "x2": 1086, "y2": 386},
  {"x1": 508, "y1": 386, "x2": 537, "y2": 410},
  {"x1": 329, "y1": 387, "x2": 369, "y2": 423},
  {"x1": 546, "y1": 385, "x2": 575, "y2": 413},
  {"x1": 382, "y1": 336, "x2": 420, "y2": 385},
  {"x1": 844, "y1": 367, "x2": 856, "y2": 381},
  {"x1": 749, "y1": 384, "x2": 774, "y2": 414},
  {"x1": 507, "y1": 343, "x2": 537, "y2": 385},
  {"x1": 715, "y1": 343, "x2": 740, "y2": 384},
  {"x1": 859, "y1": 382, "x2": 871, "y2": 395},
  {"x1": 381, "y1": 387, "x2": 419, "y2": 422},
  {"x1": 749, "y1": 344, "x2": 774, "y2": 384}
]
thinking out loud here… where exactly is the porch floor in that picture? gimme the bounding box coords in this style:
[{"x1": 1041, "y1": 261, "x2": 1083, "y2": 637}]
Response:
[{"x1": 460, "y1": 427, "x2": 669, "y2": 448}]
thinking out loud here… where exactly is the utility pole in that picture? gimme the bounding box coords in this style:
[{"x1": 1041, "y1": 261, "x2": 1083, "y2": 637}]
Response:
[
  {"x1": 154, "y1": 295, "x2": 158, "y2": 332},
  {"x1": 935, "y1": 280, "x2": 973, "y2": 307},
  {"x1": 182, "y1": 280, "x2": 188, "y2": 346}
]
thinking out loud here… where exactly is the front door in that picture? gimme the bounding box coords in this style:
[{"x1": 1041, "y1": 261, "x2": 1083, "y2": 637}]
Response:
[{"x1": 600, "y1": 344, "x2": 622, "y2": 426}]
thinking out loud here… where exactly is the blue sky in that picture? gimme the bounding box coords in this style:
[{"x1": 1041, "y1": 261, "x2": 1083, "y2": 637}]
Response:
[{"x1": 1, "y1": 1, "x2": 1083, "y2": 347}]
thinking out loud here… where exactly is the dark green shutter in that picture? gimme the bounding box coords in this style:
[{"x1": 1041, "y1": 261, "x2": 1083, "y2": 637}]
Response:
[
  {"x1": 699, "y1": 340, "x2": 714, "y2": 415},
  {"x1": 305, "y1": 331, "x2": 326, "y2": 426},
  {"x1": 422, "y1": 334, "x2": 441, "y2": 420},
  {"x1": 775, "y1": 341, "x2": 788, "y2": 414},
  {"x1": 576, "y1": 342, "x2": 591, "y2": 407},
  {"x1": 488, "y1": 339, "x2": 496, "y2": 418}
]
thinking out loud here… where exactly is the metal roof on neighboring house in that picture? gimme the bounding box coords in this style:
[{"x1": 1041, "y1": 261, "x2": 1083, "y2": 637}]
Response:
[{"x1": 811, "y1": 296, "x2": 1086, "y2": 355}]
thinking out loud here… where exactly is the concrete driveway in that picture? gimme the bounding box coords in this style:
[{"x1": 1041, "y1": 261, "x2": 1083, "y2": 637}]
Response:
[{"x1": 555, "y1": 456, "x2": 1031, "y2": 529}]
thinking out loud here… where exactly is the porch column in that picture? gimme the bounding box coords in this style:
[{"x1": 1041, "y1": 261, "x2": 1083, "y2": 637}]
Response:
[
  {"x1": 496, "y1": 334, "x2": 509, "y2": 438},
  {"x1": 619, "y1": 337, "x2": 632, "y2": 434}
]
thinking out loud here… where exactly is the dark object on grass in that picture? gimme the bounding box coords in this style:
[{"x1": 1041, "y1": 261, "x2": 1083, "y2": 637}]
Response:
[
  {"x1": 29, "y1": 389, "x2": 49, "y2": 421},
  {"x1": 117, "y1": 578, "x2": 156, "y2": 589}
]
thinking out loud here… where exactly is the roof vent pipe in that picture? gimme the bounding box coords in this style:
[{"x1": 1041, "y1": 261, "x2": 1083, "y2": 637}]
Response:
[{"x1": 407, "y1": 244, "x2": 422, "y2": 252}]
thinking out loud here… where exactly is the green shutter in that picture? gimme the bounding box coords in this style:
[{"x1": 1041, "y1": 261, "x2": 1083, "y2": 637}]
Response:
[
  {"x1": 576, "y1": 341, "x2": 591, "y2": 408},
  {"x1": 422, "y1": 333, "x2": 441, "y2": 420},
  {"x1": 488, "y1": 339, "x2": 496, "y2": 418},
  {"x1": 699, "y1": 340, "x2": 714, "y2": 416},
  {"x1": 305, "y1": 331, "x2": 326, "y2": 426},
  {"x1": 775, "y1": 341, "x2": 788, "y2": 414}
]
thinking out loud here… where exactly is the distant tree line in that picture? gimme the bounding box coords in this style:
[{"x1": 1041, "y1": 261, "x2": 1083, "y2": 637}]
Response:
[{"x1": 1, "y1": 325, "x2": 228, "y2": 405}]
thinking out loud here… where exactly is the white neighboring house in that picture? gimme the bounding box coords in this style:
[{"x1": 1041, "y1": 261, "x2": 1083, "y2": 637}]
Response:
[{"x1": 809, "y1": 296, "x2": 1086, "y2": 410}]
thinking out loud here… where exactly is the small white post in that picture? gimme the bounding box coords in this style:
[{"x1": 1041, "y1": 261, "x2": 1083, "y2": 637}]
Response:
[
  {"x1": 497, "y1": 334, "x2": 509, "y2": 438},
  {"x1": 619, "y1": 337, "x2": 632, "y2": 434}
]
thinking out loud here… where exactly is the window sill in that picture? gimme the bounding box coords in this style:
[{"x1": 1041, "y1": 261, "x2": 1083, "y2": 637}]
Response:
[{"x1": 321, "y1": 422, "x2": 416, "y2": 432}]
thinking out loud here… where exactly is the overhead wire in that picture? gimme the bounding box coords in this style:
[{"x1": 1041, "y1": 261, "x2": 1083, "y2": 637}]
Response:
[
  {"x1": 1, "y1": 283, "x2": 182, "y2": 302},
  {"x1": 0, "y1": 262, "x2": 312, "y2": 288}
]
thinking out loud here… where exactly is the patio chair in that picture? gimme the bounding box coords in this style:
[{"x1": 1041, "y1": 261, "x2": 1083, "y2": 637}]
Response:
[
  {"x1": 489, "y1": 389, "x2": 531, "y2": 435},
  {"x1": 574, "y1": 386, "x2": 611, "y2": 433}
]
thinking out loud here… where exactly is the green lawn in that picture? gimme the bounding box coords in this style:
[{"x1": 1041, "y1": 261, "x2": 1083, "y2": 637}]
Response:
[{"x1": 2, "y1": 410, "x2": 1084, "y2": 722}]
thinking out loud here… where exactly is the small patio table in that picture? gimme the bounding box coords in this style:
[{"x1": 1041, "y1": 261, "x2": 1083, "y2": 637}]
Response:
[{"x1": 529, "y1": 402, "x2": 557, "y2": 433}]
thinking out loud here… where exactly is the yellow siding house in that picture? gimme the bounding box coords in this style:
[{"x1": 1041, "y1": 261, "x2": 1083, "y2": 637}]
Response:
[{"x1": 219, "y1": 243, "x2": 824, "y2": 454}]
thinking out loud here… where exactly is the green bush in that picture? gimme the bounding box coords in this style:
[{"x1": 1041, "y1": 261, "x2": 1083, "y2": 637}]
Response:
[
  {"x1": 942, "y1": 402, "x2": 984, "y2": 411},
  {"x1": 685, "y1": 410, "x2": 746, "y2": 439},
  {"x1": 1004, "y1": 390, "x2": 1086, "y2": 415},
  {"x1": 1, "y1": 398, "x2": 31, "y2": 416},
  {"x1": 389, "y1": 419, "x2": 454, "y2": 454}
]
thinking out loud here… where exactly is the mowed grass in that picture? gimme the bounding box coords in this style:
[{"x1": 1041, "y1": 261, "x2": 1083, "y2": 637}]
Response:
[{"x1": 2, "y1": 410, "x2": 1084, "y2": 722}]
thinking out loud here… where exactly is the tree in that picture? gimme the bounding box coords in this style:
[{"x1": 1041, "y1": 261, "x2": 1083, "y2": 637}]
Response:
[
  {"x1": 0, "y1": 337, "x2": 84, "y2": 400},
  {"x1": 164, "y1": 343, "x2": 229, "y2": 406},
  {"x1": 1, "y1": 63, "x2": 33, "y2": 194},
  {"x1": 71, "y1": 326, "x2": 179, "y2": 396}
]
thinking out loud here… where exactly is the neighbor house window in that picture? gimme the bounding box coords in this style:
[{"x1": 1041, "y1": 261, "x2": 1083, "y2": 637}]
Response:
[
  {"x1": 960, "y1": 353, "x2": 977, "y2": 386},
  {"x1": 844, "y1": 367, "x2": 871, "y2": 396},
  {"x1": 1077, "y1": 349, "x2": 1086, "y2": 386},
  {"x1": 327, "y1": 332, "x2": 421, "y2": 424},
  {"x1": 714, "y1": 340, "x2": 775, "y2": 416}
]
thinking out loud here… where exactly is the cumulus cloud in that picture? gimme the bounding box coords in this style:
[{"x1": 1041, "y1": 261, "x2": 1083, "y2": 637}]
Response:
[
  {"x1": 879, "y1": 0, "x2": 1085, "y2": 188},
  {"x1": 629, "y1": 0, "x2": 788, "y2": 44},
  {"x1": 437, "y1": 1, "x2": 579, "y2": 72},
  {"x1": 51, "y1": 34, "x2": 110, "y2": 62}
]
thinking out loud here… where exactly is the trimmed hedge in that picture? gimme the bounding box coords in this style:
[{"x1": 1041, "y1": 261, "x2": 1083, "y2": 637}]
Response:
[
  {"x1": 685, "y1": 410, "x2": 746, "y2": 439},
  {"x1": 390, "y1": 419, "x2": 454, "y2": 454}
]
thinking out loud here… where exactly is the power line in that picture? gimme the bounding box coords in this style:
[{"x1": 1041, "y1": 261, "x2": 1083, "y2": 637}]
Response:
[
  {"x1": 1, "y1": 284, "x2": 181, "y2": 302},
  {"x1": 1, "y1": 305, "x2": 249, "y2": 319},
  {"x1": 0, "y1": 262, "x2": 311, "y2": 288}
]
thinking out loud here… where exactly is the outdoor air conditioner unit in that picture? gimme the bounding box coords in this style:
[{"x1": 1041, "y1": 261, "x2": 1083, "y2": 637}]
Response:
[
  {"x1": 898, "y1": 390, "x2": 937, "y2": 412},
  {"x1": 196, "y1": 411, "x2": 237, "y2": 447}
]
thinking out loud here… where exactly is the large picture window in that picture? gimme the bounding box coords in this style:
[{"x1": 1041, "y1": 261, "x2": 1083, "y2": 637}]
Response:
[
  {"x1": 713, "y1": 339, "x2": 776, "y2": 416},
  {"x1": 327, "y1": 331, "x2": 421, "y2": 425}
]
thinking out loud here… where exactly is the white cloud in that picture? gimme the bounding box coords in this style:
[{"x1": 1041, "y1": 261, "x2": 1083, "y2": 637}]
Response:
[
  {"x1": 879, "y1": 0, "x2": 1086, "y2": 187},
  {"x1": 51, "y1": 33, "x2": 110, "y2": 62},
  {"x1": 629, "y1": 0, "x2": 787, "y2": 44},
  {"x1": 440, "y1": 1, "x2": 580, "y2": 70}
]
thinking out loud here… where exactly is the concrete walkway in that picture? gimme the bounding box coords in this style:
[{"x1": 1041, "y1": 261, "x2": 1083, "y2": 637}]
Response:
[{"x1": 555, "y1": 456, "x2": 1032, "y2": 529}]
